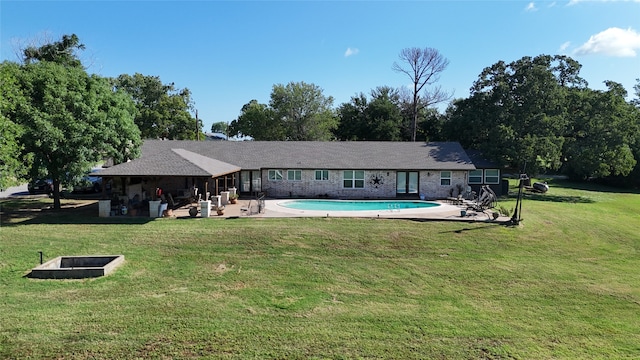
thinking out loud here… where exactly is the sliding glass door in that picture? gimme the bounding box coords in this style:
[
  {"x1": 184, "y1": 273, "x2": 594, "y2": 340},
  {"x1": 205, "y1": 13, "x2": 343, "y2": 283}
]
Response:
[
  {"x1": 396, "y1": 171, "x2": 418, "y2": 195},
  {"x1": 240, "y1": 170, "x2": 261, "y2": 193}
]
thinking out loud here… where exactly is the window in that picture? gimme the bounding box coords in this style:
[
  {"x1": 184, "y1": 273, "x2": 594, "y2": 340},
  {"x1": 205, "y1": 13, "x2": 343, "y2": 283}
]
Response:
[
  {"x1": 287, "y1": 169, "x2": 302, "y2": 181},
  {"x1": 440, "y1": 171, "x2": 451, "y2": 186},
  {"x1": 484, "y1": 169, "x2": 500, "y2": 184},
  {"x1": 315, "y1": 170, "x2": 329, "y2": 181},
  {"x1": 468, "y1": 170, "x2": 483, "y2": 184},
  {"x1": 343, "y1": 170, "x2": 365, "y2": 188},
  {"x1": 268, "y1": 169, "x2": 283, "y2": 181}
]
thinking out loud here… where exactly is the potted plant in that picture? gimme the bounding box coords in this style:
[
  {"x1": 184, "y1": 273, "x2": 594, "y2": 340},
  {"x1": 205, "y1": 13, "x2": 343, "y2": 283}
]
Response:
[
  {"x1": 229, "y1": 193, "x2": 239, "y2": 204},
  {"x1": 214, "y1": 205, "x2": 225, "y2": 216}
]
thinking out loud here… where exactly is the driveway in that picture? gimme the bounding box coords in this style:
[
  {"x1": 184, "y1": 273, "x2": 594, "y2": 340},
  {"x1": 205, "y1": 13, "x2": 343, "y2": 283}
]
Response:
[{"x1": 0, "y1": 184, "x2": 30, "y2": 198}]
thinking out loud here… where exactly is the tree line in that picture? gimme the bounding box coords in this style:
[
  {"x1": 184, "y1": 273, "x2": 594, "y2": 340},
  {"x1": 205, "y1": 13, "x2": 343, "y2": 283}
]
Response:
[
  {"x1": 228, "y1": 55, "x2": 640, "y2": 187},
  {"x1": 2, "y1": 34, "x2": 640, "y2": 208}
]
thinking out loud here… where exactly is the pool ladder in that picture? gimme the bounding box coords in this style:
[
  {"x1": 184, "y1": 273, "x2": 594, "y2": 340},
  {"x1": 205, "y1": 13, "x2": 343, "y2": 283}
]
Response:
[{"x1": 242, "y1": 192, "x2": 266, "y2": 216}]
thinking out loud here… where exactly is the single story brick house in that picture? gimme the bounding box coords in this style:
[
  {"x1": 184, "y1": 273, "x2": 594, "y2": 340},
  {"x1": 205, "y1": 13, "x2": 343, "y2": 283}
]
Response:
[{"x1": 95, "y1": 140, "x2": 491, "y2": 201}]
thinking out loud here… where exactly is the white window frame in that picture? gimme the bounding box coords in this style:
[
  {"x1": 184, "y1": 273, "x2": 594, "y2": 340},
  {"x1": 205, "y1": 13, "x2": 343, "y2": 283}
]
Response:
[
  {"x1": 287, "y1": 169, "x2": 302, "y2": 181},
  {"x1": 343, "y1": 170, "x2": 365, "y2": 189},
  {"x1": 440, "y1": 171, "x2": 452, "y2": 186},
  {"x1": 468, "y1": 170, "x2": 483, "y2": 184},
  {"x1": 315, "y1": 169, "x2": 329, "y2": 181},
  {"x1": 484, "y1": 169, "x2": 500, "y2": 184},
  {"x1": 268, "y1": 169, "x2": 283, "y2": 181}
]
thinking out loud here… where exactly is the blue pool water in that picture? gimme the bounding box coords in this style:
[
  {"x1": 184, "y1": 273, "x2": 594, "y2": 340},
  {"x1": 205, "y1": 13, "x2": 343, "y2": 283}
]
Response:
[{"x1": 279, "y1": 199, "x2": 440, "y2": 211}]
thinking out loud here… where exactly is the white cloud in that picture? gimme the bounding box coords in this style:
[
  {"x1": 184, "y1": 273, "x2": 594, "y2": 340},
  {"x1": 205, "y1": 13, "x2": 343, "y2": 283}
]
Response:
[
  {"x1": 344, "y1": 47, "x2": 359, "y2": 57},
  {"x1": 525, "y1": 2, "x2": 537, "y2": 11},
  {"x1": 574, "y1": 27, "x2": 640, "y2": 57},
  {"x1": 559, "y1": 41, "x2": 571, "y2": 52}
]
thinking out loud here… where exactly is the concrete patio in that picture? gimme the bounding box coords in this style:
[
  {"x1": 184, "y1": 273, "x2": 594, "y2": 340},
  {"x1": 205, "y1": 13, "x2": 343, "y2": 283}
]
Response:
[{"x1": 167, "y1": 198, "x2": 510, "y2": 223}]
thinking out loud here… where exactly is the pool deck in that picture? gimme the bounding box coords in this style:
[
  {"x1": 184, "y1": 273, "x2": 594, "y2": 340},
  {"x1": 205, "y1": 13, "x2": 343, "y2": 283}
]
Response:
[{"x1": 171, "y1": 199, "x2": 510, "y2": 223}]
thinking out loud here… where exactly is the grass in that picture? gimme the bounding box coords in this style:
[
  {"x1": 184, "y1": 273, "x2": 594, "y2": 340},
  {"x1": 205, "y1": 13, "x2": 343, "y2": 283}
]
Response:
[{"x1": 1, "y1": 179, "x2": 639, "y2": 359}]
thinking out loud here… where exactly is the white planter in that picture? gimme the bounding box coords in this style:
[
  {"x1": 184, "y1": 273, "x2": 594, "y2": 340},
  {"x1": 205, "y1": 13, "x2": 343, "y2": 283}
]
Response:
[
  {"x1": 98, "y1": 200, "x2": 111, "y2": 217},
  {"x1": 220, "y1": 191, "x2": 230, "y2": 205},
  {"x1": 200, "y1": 200, "x2": 211, "y2": 218},
  {"x1": 148, "y1": 200, "x2": 161, "y2": 218}
]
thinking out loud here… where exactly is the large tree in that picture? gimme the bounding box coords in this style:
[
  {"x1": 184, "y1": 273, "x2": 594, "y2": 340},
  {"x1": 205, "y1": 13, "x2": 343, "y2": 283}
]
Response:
[
  {"x1": 443, "y1": 55, "x2": 583, "y2": 174},
  {"x1": 0, "y1": 61, "x2": 30, "y2": 190},
  {"x1": 335, "y1": 86, "x2": 404, "y2": 141},
  {"x1": 230, "y1": 82, "x2": 337, "y2": 141},
  {"x1": 11, "y1": 34, "x2": 141, "y2": 208},
  {"x1": 562, "y1": 82, "x2": 638, "y2": 180},
  {"x1": 229, "y1": 100, "x2": 284, "y2": 140},
  {"x1": 113, "y1": 73, "x2": 199, "y2": 140},
  {"x1": 210, "y1": 121, "x2": 228, "y2": 134},
  {"x1": 392, "y1": 47, "x2": 450, "y2": 142},
  {"x1": 441, "y1": 54, "x2": 640, "y2": 180},
  {"x1": 334, "y1": 93, "x2": 368, "y2": 141},
  {"x1": 632, "y1": 78, "x2": 640, "y2": 108},
  {"x1": 12, "y1": 53, "x2": 140, "y2": 208},
  {"x1": 22, "y1": 33, "x2": 85, "y2": 68},
  {"x1": 270, "y1": 81, "x2": 337, "y2": 141}
]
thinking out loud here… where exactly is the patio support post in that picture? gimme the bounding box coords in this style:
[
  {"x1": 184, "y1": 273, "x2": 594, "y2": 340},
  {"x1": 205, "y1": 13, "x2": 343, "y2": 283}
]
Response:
[{"x1": 100, "y1": 177, "x2": 107, "y2": 199}]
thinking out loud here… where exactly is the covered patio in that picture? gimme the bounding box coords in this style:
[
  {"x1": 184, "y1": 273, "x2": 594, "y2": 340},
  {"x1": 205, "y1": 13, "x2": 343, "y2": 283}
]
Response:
[{"x1": 94, "y1": 148, "x2": 241, "y2": 217}]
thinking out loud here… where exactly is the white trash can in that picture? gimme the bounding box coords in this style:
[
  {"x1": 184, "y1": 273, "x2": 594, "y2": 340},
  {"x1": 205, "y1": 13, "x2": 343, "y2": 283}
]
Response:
[
  {"x1": 148, "y1": 200, "x2": 161, "y2": 218},
  {"x1": 98, "y1": 200, "x2": 111, "y2": 217},
  {"x1": 220, "y1": 191, "x2": 230, "y2": 205},
  {"x1": 200, "y1": 200, "x2": 211, "y2": 218}
]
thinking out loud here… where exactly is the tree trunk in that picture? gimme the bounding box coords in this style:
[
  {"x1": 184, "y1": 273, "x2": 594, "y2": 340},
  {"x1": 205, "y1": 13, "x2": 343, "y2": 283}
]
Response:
[
  {"x1": 52, "y1": 179, "x2": 62, "y2": 210},
  {"x1": 412, "y1": 82, "x2": 418, "y2": 142}
]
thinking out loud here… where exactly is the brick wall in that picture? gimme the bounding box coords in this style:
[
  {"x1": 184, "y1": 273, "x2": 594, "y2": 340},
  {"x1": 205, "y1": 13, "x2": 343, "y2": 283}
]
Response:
[
  {"x1": 260, "y1": 169, "x2": 469, "y2": 199},
  {"x1": 420, "y1": 170, "x2": 468, "y2": 199}
]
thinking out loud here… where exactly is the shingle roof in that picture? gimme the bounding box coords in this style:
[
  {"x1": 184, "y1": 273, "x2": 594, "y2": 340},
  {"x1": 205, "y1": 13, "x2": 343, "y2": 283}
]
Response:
[
  {"x1": 95, "y1": 148, "x2": 240, "y2": 177},
  {"x1": 464, "y1": 149, "x2": 499, "y2": 169},
  {"x1": 96, "y1": 140, "x2": 475, "y2": 177}
]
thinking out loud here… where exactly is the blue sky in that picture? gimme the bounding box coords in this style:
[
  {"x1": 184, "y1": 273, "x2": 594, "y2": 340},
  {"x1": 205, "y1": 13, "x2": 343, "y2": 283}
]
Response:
[{"x1": 2, "y1": 1, "x2": 639, "y2": 132}]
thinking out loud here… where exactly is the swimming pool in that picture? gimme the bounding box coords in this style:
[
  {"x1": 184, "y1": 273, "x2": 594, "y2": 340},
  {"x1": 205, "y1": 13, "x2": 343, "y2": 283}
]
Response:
[{"x1": 278, "y1": 199, "x2": 440, "y2": 211}]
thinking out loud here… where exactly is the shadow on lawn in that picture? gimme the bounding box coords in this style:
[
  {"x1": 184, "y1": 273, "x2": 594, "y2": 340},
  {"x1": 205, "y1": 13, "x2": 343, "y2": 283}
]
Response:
[
  {"x1": 519, "y1": 192, "x2": 595, "y2": 204},
  {"x1": 537, "y1": 178, "x2": 640, "y2": 195},
  {"x1": 0, "y1": 200, "x2": 153, "y2": 226},
  {"x1": 501, "y1": 179, "x2": 596, "y2": 204},
  {"x1": 437, "y1": 223, "x2": 508, "y2": 234}
]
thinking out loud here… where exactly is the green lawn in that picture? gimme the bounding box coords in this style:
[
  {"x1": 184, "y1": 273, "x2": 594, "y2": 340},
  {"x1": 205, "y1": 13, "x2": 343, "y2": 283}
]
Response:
[{"x1": 1, "y1": 179, "x2": 639, "y2": 359}]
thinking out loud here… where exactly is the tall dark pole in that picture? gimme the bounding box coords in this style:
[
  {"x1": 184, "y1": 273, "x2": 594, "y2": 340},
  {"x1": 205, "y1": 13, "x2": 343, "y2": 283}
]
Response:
[
  {"x1": 511, "y1": 162, "x2": 528, "y2": 225},
  {"x1": 511, "y1": 175, "x2": 525, "y2": 225}
]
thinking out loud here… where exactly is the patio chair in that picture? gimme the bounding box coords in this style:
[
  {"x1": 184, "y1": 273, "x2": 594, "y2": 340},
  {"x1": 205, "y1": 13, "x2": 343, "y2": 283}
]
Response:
[{"x1": 469, "y1": 185, "x2": 497, "y2": 211}]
